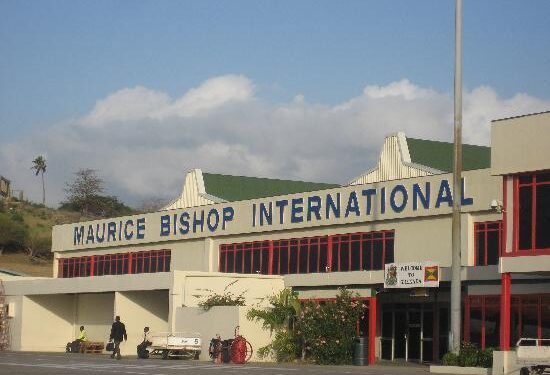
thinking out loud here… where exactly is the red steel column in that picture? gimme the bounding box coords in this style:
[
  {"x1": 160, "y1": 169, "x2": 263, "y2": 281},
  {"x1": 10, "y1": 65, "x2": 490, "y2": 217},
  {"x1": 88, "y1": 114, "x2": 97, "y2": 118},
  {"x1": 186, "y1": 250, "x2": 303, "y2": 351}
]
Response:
[
  {"x1": 268, "y1": 240, "x2": 274, "y2": 275},
  {"x1": 500, "y1": 273, "x2": 511, "y2": 350},
  {"x1": 368, "y1": 295, "x2": 377, "y2": 364}
]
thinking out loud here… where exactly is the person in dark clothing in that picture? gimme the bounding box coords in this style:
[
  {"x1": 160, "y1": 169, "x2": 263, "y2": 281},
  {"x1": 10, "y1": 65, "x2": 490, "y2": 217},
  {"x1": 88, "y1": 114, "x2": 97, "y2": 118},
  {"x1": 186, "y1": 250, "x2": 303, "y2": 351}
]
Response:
[
  {"x1": 109, "y1": 316, "x2": 127, "y2": 359},
  {"x1": 137, "y1": 326, "x2": 152, "y2": 359}
]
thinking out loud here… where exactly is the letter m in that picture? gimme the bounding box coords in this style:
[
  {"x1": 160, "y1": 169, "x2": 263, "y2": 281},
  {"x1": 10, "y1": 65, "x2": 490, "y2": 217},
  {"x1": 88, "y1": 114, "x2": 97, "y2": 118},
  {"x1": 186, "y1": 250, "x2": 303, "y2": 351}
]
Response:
[{"x1": 74, "y1": 226, "x2": 85, "y2": 245}]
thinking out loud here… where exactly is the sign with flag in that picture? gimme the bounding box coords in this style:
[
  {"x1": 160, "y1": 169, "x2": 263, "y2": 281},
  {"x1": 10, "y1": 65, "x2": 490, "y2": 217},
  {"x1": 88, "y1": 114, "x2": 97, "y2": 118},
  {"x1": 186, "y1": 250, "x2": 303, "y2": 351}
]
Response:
[{"x1": 384, "y1": 262, "x2": 440, "y2": 288}]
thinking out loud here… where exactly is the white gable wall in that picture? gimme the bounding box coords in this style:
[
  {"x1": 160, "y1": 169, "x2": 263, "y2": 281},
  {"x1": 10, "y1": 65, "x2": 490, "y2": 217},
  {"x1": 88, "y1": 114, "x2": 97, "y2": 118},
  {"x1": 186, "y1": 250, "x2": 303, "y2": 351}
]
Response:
[
  {"x1": 163, "y1": 169, "x2": 220, "y2": 210},
  {"x1": 348, "y1": 132, "x2": 438, "y2": 185}
]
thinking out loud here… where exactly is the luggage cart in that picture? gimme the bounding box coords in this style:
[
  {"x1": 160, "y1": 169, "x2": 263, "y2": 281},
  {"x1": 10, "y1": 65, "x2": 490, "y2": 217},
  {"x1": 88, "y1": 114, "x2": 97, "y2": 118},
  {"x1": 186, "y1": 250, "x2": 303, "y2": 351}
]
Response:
[
  {"x1": 517, "y1": 338, "x2": 550, "y2": 375},
  {"x1": 149, "y1": 332, "x2": 202, "y2": 360}
]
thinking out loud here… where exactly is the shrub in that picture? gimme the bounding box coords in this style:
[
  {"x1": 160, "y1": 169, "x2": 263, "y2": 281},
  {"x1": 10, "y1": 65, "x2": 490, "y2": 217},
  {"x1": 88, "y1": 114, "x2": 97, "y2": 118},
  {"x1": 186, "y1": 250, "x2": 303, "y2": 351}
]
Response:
[
  {"x1": 479, "y1": 347, "x2": 495, "y2": 368},
  {"x1": 443, "y1": 342, "x2": 493, "y2": 368},
  {"x1": 0, "y1": 212, "x2": 29, "y2": 253},
  {"x1": 295, "y1": 288, "x2": 364, "y2": 365},
  {"x1": 248, "y1": 289, "x2": 301, "y2": 362},
  {"x1": 257, "y1": 330, "x2": 299, "y2": 362},
  {"x1": 196, "y1": 281, "x2": 246, "y2": 311},
  {"x1": 442, "y1": 352, "x2": 459, "y2": 366},
  {"x1": 458, "y1": 342, "x2": 480, "y2": 367},
  {"x1": 197, "y1": 290, "x2": 245, "y2": 311}
]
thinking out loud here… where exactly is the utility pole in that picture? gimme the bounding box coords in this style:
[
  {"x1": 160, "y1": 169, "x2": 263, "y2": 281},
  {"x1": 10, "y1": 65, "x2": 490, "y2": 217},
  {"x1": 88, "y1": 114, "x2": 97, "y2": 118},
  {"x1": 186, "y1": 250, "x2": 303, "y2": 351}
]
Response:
[{"x1": 450, "y1": 0, "x2": 463, "y2": 354}]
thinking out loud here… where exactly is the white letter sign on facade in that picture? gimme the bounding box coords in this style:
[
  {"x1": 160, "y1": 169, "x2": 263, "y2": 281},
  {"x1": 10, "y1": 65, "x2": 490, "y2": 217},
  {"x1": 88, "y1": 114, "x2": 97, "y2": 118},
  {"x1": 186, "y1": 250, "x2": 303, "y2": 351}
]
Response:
[{"x1": 384, "y1": 262, "x2": 439, "y2": 288}]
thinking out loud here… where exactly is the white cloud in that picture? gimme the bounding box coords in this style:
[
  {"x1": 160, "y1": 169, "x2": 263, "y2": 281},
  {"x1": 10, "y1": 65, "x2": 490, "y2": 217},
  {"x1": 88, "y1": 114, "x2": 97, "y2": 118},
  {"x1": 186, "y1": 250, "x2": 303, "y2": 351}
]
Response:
[
  {"x1": 81, "y1": 75, "x2": 254, "y2": 126},
  {"x1": 82, "y1": 86, "x2": 170, "y2": 126},
  {"x1": 152, "y1": 75, "x2": 254, "y2": 119},
  {"x1": 1, "y1": 75, "x2": 548, "y2": 207},
  {"x1": 363, "y1": 79, "x2": 436, "y2": 100}
]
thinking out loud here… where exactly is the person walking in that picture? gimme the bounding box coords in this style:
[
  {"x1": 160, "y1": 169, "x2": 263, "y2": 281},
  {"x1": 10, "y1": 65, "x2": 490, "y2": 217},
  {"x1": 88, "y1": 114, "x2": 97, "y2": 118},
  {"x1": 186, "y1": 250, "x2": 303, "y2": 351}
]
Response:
[{"x1": 109, "y1": 316, "x2": 127, "y2": 360}]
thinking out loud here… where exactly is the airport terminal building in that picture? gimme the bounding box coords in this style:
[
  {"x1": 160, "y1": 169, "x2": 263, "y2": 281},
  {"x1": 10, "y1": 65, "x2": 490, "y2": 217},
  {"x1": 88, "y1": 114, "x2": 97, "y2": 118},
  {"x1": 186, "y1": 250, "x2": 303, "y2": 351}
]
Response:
[{"x1": 3, "y1": 111, "x2": 550, "y2": 363}]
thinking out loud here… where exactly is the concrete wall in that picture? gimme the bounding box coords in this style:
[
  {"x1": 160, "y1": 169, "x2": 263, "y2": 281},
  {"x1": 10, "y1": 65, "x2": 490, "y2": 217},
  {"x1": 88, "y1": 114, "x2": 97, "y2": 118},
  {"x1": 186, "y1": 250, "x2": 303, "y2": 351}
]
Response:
[
  {"x1": 3, "y1": 272, "x2": 172, "y2": 297},
  {"x1": 174, "y1": 306, "x2": 273, "y2": 362},
  {"x1": 4, "y1": 295, "x2": 23, "y2": 351},
  {"x1": 75, "y1": 293, "x2": 114, "y2": 343},
  {"x1": 171, "y1": 240, "x2": 209, "y2": 272},
  {"x1": 21, "y1": 294, "x2": 74, "y2": 351},
  {"x1": 500, "y1": 255, "x2": 550, "y2": 273},
  {"x1": 178, "y1": 273, "x2": 285, "y2": 308},
  {"x1": 491, "y1": 112, "x2": 550, "y2": 176},
  {"x1": 114, "y1": 290, "x2": 169, "y2": 356}
]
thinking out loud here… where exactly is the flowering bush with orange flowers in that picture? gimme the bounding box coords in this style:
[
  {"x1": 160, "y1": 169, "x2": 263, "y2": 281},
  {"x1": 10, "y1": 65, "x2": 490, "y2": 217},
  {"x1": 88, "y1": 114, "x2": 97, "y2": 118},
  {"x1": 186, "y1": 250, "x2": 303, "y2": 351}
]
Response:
[{"x1": 295, "y1": 288, "x2": 364, "y2": 365}]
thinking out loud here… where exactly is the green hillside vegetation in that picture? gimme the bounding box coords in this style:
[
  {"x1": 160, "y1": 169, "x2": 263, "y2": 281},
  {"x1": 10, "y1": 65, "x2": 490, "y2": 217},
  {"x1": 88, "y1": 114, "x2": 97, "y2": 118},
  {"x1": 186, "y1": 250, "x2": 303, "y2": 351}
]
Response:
[{"x1": 0, "y1": 199, "x2": 134, "y2": 277}]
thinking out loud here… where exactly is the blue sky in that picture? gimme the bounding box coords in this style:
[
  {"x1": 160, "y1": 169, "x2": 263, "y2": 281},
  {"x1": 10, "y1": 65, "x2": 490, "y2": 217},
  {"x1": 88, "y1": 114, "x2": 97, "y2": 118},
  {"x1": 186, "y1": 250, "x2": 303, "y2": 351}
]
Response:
[
  {"x1": 1, "y1": 1, "x2": 549, "y2": 206},
  {"x1": 2, "y1": 0, "x2": 549, "y2": 140}
]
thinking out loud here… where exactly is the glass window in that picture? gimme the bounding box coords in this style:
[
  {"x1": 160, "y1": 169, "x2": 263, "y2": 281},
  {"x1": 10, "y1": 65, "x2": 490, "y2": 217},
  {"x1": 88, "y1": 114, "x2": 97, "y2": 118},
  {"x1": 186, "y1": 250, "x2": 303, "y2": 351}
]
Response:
[
  {"x1": 164, "y1": 252, "x2": 171, "y2": 272},
  {"x1": 308, "y1": 239, "x2": 319, "y2": 273},
  {"x1": 485, "y1": 304, "x2": 500, "y2": 348},
  {"x1": 373, "y1": 240, "x2": 383, "y2": 270},
  {"x1": 143, "y1": 256, "x2": 150, "y2": 273},
  {"x1": 235, "y1": 249, "x2": 243, "y2": 273},
  {"x1": 218, "y1": 230, "x2": 395, "y2": 276},
  {"x1": 331, "y1": 239, "x2": 339, "y2": 271},
  {"x1": 226, "y1": 250, "x2": 234, "y2": 273},
  {"x1": 96, "y1": 256, "x2": 105, "y2": 276},
  {"x1": 252, "y1": 248, "x2": 261, "y2": 274},
  {"x1": 521, "y1": 304, "x2": 538, "y2": 338},
  {"x1": 272, "y1": 247, "x2": 280, "y2": 274},
  {"x1": 469, "y1": 306, "x2": 482, "y2": 347},
  {"x1": 339, "y1": 239, "x2": 350, "y2": 271},
  {"x1": 289, "y1": 241, "x2": 298, "y2": 274},
  {"x1": 261, "y1": 248, "x2": 269, "y2": 274},
  {"x1": 519, "y1": 186, "x2": 533, "y2": 250},
  {"x1": 134, "y1": 255, "x2": 143, "y2": 274},
  {"x1": 475, "y1": 221, "x2": 502, "y2": 266},
  {"x1": 319, "y1": 242, "x2": 328, "y2": 272},
  {"x1": 542, "y1": 297, "x2": 550, "y2": 339},
  {"x1": 351, "y1": 240, "x2": 361, "y2": 271},
  {"x1": 536, "y1": 184, "x2": 550, "y2": 249},
  {"x1": 362, "y1": 239, "x2": 372, "y2": 270},
  {"x1": 299, "y1": 242, "x2": 308, "y2": 273},
  {"x1": 279, "y1": 245, "x2": 288, "y2": 275},
  {"x1": 385, "y1": 237, "x2": 394, "y2": 264},
  {"x1": 149, "y1": 255, "x2": 158, "y2": 273},
  {"x1": 516, "y1": 172, "x2": 550, "y2": 253},
  {"x1": 243, "y1": 246, "x2": 252, "y2": 274},
  {"x1": 219, "y1": 251, "x2": 227, "y2": 272}
]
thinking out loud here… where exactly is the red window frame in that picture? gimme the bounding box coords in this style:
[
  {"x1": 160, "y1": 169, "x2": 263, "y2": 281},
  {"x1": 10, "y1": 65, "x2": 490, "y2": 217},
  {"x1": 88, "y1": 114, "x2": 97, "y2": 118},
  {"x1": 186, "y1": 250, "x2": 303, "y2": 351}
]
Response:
[
  {"x1": 220, "y1": 240, "x2": 270, "y2": 274},
  {"x1": 464, "y1": 294, "x2": 550, "y2": 349},
  {"x1": 474, "y1": 221, "x2": 503, "y2": 266},
  {"x1": 513, "y1": 171, "x2": 550, "y2": 255},
  {"x1": 219, "y1": 230, "x2": 395, "y2": 275},
  {"x1": 58, "y1": 249, "x2": 171, "y2": 278}
]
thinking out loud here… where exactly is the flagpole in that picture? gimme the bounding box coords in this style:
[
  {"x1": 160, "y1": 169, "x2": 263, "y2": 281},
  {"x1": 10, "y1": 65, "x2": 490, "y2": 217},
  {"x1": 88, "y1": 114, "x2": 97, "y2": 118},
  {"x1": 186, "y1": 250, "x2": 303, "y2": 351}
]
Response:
[{"x1": 450, "y1": 0, "x2": 463, "y2": 354}]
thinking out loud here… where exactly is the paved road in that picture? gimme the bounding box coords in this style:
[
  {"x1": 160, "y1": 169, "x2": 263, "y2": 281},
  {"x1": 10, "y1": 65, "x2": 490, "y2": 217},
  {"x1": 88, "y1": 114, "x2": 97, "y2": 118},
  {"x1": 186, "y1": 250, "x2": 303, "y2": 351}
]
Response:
[{"x1": 0, "y1": 352, "x2": 432, "y2": 375}]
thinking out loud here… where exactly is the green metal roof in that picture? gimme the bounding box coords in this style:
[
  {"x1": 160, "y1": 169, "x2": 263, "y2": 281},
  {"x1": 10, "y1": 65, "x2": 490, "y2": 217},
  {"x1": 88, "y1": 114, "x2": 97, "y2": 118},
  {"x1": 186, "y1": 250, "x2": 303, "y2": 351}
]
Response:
[
  {"x1": 202, "y1": 173, "x2": 339, "y2": 202},
  {"x1": 406, "y1": 137, "x2": 491, "y2": 172}
]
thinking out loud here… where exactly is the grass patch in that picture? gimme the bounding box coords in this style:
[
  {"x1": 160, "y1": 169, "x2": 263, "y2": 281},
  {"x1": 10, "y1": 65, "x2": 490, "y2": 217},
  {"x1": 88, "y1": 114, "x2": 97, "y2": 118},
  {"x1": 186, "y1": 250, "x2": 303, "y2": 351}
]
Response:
[{"x1": 0, "y1": 252, "x2": 53, "y2": 277}]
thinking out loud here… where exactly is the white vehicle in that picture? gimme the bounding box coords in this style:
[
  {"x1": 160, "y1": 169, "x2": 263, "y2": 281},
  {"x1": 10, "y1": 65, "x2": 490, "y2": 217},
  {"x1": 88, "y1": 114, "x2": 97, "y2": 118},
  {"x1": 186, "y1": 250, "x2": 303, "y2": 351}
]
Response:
[
  {"x1": 149, "y1": 332, "x2": 202, "y2": 360},
  {"x1": 517, "y1": 338, "x2": 550, "y2": 375}
]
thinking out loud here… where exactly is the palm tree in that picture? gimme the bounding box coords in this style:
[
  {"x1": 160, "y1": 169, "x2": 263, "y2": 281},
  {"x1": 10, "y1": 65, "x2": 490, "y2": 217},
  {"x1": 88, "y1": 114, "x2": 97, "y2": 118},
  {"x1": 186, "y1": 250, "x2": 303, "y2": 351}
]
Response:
[{"x1": 31, "y1": 155, "x2": 47, "y2": 205}]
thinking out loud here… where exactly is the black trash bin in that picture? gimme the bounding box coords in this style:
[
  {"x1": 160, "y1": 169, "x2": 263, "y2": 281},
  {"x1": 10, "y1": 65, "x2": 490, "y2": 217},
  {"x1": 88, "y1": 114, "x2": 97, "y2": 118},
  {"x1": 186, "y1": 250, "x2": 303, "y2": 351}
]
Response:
[{"x1": 353, "y1": 337, "x2": 368, "y2": 366}]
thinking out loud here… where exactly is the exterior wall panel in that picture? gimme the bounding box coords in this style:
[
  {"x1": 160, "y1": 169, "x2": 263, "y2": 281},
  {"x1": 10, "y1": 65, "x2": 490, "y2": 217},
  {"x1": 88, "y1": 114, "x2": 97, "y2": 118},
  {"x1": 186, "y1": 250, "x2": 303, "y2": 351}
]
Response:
[{"x1": 491, "y1": 112, "x2": 550, "y2": 176}]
